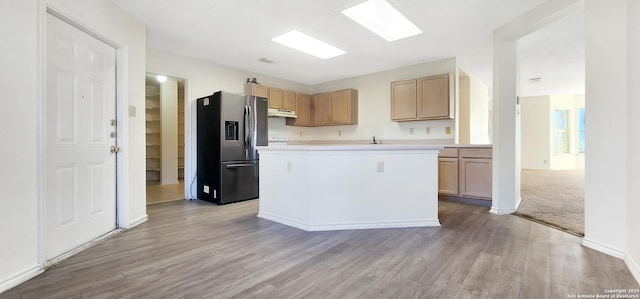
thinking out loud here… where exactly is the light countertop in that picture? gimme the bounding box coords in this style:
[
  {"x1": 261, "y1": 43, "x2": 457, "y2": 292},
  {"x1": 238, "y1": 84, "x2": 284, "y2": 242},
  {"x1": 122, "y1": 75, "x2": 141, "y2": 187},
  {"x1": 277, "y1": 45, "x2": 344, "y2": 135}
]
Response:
[{"x1": 257, "y1": 144, "x2": 444, "y2": 152}]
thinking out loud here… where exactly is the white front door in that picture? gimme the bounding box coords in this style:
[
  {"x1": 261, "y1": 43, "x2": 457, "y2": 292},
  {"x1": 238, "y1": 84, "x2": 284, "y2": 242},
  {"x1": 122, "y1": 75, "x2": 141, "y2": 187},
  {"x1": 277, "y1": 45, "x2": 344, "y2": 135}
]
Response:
[{"x1": 45, "y1": 13, "x2": 117, "y2": 259}]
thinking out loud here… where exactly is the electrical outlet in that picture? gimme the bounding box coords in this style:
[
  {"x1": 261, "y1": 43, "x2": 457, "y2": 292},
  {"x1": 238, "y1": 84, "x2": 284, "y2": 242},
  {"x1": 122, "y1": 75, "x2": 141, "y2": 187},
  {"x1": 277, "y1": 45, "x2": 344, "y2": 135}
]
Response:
[
  {"x1": 426, "y1": 127, "x2": 431, "y2": 134},
  {"x1": 203, "y1": 185, "x2": 209, "y2": 194},
  {"x1": 287, "y1": 161, "x2": 292, "y2": 172},
  {"x1": 409, "y1": 128, "x2": 414, "y2": 135},
  {"x1": 128, "y1": 105, "x2": 136, "y2": 117},
  {"x1": 338, "y1": 130, "x2": 342, "y2": 136},
  {"x1": 376, "y1": 161, "x2": 384, "y2": 173},
  {"x1": 445, "y1": 127, "x2": 451, "y2": 134},
  {"x1": 543, "y1": 160, "x2": 548, "y2": 164},
  {"x1": 299, "y1": 131, "x2": 303, "y2": 137}
]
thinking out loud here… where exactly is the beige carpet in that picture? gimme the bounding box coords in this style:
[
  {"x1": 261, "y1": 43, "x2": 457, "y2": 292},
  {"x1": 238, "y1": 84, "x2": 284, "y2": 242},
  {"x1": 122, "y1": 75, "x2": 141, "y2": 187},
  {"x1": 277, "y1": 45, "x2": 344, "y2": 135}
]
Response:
[{"x1": 517, "y1": 169, "x2": 585, "y2": 236}]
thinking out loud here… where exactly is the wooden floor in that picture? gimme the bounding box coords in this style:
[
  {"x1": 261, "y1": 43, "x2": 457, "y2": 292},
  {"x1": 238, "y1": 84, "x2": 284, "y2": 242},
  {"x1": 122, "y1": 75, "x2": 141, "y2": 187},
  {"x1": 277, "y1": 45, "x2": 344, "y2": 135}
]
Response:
[
  {"x1": 2, "y1": 200, "x2": 637, "y2": 299},
  {"x1": 146, "y1": 180, "x2": 185, "y2": 205}
]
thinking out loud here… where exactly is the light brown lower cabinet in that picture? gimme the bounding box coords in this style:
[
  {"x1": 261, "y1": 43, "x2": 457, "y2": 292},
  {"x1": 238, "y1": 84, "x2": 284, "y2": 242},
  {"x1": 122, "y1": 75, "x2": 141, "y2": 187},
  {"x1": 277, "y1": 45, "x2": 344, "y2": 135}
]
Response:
[
  {"x1": 438, "y1": 158, "x2": 459, "y2": 195},
  {"x1": 438, "y1": 146, "x2": 492, "y2": 206}
]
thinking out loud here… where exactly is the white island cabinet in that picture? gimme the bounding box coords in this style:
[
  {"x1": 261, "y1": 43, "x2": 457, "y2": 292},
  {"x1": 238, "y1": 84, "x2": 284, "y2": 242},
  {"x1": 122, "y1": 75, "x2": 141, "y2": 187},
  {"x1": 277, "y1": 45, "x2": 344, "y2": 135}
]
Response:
[{"x1": 256, "y1": 144, "x2": 443, "y2": 231}]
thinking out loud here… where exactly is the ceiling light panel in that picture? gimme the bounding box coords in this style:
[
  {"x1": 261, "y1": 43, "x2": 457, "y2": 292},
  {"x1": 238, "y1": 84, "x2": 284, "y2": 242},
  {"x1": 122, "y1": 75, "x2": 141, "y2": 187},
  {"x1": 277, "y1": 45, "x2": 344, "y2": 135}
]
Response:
[
  {"x1": 272, "y1": 30, "x2": 346, "y2": 59},
  {"x1": 341, "y1": 0, "x2": 422, "y2": 42}
]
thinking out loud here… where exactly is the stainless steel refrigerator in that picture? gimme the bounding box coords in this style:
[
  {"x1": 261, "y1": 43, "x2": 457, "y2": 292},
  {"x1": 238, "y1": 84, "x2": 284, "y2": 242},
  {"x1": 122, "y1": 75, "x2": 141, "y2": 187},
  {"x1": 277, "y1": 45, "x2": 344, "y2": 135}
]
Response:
[{"x1": 196, "y1": 91, "x2": 268, "y2": 204}]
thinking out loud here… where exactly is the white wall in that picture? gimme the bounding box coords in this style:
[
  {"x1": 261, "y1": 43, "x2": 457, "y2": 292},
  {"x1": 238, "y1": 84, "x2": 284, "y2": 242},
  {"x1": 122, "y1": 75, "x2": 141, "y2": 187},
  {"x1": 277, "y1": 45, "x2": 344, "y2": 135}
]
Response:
[
  {"x1": 583, "y1": 0, "x2": 628, "y2": 259},
  {"x1": 521, "y1": 94, "x2": 585, "y2": 170},
  {"x1": 160, "y1": 79, "x2": 178, "y2": 184},
  {"x1": 291, "y1": 58, "x2": 458, "y2": 143},
  {"x1": 549, "y1": 95, "x2": 580, "y2": 169},
  {"x1": 626, "y1": 0, "x2": 640, "y2": 283},
  {"x1": 521, "y1": 96, "x2": 551, "y2": 169},
  {"x1": 458, "y1": 69, "x2": 490, "y2": 145},
  {"x1": 146, "y1": 48, "x2": 311, "y2": 198},
  {"x1": 0, "y1": 0, "x2": 40, "y2": 290},
  {"x1": 0, "y1": 0, "x2": 146, "y2": 292}
]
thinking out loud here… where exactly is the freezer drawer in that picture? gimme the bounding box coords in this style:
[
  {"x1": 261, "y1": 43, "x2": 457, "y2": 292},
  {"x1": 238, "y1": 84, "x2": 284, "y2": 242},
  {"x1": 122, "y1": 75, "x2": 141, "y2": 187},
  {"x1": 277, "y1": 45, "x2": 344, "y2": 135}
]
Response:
[{"x1": 219, "y1": 161, "x2": 259, "y2": 204}]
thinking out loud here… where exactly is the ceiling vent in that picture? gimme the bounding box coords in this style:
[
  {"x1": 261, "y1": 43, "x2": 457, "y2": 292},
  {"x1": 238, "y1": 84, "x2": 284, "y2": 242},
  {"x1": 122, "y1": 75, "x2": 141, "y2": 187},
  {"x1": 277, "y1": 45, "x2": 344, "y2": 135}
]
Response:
[
  {"x1": 528, "y1": 77, "x2": 542, "y2": 83},
  {"x1": 259, "y1": 57, "x2": 277, "y2": 64}
]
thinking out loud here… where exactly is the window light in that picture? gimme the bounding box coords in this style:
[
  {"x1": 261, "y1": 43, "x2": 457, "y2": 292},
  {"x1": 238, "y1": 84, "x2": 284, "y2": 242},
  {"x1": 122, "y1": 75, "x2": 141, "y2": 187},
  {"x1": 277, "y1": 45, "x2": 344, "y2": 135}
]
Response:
[
  {"x1": 272, "y1": 30, "x2": 346, "y2": 59},
  {"x1": 341, "y1": 0, "x2": 422, "y2": 42}
]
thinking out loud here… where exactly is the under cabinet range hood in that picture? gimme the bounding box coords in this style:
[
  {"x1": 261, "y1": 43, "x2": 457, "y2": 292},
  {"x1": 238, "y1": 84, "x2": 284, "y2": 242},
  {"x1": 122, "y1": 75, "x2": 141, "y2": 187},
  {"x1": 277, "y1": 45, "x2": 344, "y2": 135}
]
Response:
[{"x1": 268, "y1": 108, "x2": 297, "y2": 118}]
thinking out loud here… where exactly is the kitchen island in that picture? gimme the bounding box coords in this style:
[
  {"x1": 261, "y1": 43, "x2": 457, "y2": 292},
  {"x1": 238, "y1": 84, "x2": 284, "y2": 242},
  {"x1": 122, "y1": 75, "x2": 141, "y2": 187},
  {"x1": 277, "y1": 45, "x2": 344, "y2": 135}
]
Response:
[{"x1": 256, "y1": 144, "x2": 443, "y2": 231}]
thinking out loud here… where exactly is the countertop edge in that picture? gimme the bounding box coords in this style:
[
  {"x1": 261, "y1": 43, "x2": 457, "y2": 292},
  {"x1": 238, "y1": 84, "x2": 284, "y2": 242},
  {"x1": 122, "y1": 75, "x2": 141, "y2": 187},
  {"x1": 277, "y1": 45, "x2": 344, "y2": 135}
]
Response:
[{"x1": 257, "y1": 144, "x2": 445, "y2": 151}]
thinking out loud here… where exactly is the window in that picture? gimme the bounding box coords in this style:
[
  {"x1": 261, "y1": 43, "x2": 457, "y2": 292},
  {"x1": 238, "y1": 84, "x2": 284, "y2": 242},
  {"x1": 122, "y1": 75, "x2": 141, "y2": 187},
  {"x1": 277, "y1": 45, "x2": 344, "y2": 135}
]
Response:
[
  {"x1": 554, "y1": 110, "x2": 570, "y2": 153},
  {"x1": 577, "y1": 108, "x2": 585, "y2": 153}
]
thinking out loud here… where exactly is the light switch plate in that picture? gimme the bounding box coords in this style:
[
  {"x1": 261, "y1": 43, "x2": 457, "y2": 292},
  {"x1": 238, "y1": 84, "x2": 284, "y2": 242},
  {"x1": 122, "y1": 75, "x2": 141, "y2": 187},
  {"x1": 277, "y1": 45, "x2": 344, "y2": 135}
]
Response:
[
  {"x1": 376, "y1": 161, "x2": 384, "y2": 173},
  {"x1": 128, "y1": 105, "x2": 136, "y2": 117},
  {"x1": 445, "y1": 127, "x2": 451, "y2": 134}
]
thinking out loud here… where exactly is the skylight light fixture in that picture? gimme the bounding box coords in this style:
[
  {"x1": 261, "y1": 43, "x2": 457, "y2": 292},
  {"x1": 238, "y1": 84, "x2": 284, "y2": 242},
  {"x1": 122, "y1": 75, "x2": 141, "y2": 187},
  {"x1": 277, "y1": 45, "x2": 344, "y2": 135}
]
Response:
[
  {"x1": 271, "y1": 30, "x2": 346, "y2": 59},
  {"x1": 341, "y1": 0, "x2": 422, "y2": 42}
]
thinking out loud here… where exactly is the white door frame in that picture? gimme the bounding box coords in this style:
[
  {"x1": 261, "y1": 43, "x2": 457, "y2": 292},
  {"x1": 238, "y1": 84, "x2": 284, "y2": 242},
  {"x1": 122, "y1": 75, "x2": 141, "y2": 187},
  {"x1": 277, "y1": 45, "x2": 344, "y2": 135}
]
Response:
[{"x1": 37, "y1": 2, "x2": 131, "y2": 267}]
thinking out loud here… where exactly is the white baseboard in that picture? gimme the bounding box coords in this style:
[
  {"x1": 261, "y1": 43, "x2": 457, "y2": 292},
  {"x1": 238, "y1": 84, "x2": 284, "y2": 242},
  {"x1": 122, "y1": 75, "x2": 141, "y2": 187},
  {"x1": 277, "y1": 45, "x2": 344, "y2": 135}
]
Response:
[
  {"x1": 129, "y1": 214, "x2": 148, "y2": 228},
  {"x1": 582, "y1": 237, "x2": 626, "y2": 259},
  {"x1": 490, "y1": 197, "x2": 521, "y2": 215},
  {"x1": 625, "y1": 254, "x2": 640, "y2": 285},
  {"x1": 489, "y1": 207, "x2": 517, "y2": 215},
  {"x1": 0, "y1": 266, "x2": 43, "y2": 294},
  {"x1": 258, "y1": 212, "x2": 441, "y2": 231}
]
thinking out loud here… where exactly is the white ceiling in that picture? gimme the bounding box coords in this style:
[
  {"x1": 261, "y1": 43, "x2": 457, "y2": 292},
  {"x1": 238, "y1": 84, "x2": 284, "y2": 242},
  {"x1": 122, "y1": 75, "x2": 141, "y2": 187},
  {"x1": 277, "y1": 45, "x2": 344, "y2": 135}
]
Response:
[{"x1": 112, "y1": 0, "x2": 584, "y2": 96}]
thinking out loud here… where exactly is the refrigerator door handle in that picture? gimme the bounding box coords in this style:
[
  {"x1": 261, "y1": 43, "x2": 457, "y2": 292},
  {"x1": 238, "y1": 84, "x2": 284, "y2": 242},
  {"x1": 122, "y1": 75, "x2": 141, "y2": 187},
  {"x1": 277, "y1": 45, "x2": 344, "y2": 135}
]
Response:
[
  {"x1": 225, "y1": 163, "x2": 256, "y2": 169},
  {"x1": 247, "y1": 105, "x2": 253, "y2": 152},
  {"x1": 243, "y1": 105, "x2": 249, "y2": 159}
]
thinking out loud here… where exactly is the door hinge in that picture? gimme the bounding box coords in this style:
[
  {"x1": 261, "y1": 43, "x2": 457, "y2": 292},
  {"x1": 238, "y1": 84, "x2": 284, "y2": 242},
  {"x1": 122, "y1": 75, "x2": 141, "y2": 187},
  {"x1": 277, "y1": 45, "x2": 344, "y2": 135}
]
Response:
[{"x1": 110, "y1": 145, "x2": 120, "y2": 153}]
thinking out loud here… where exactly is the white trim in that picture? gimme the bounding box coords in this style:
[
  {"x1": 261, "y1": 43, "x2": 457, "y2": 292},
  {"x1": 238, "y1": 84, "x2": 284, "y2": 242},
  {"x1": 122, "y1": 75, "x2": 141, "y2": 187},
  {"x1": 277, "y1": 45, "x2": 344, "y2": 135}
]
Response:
[
  {"x1": 129, "y1": 214, "x2": 149, "y2": 228},
  {"x1": 35, "y1": 0, "x2": 47, "y2": 270},
  {"x1": 258, "y1": 212, "x2": 441, "y2": 232},
  {"x1": 625, "y1": 254, "x2": 640, "y2": 286},
  {"x1": 45, "y1": 229, "x2": 123, "y2": 268},
  {"x1": 161, "y1": 180, "x2": 180, "y2": 186},
  {"x1": 582, "y1": 237, "x2": 626, "y2": 259},
  {"x1": 490, "y1": 196, "x2": 521, "y2": 215},
  {"x1": 0, "y1": 266, "x2": 44, "y2": 294}
]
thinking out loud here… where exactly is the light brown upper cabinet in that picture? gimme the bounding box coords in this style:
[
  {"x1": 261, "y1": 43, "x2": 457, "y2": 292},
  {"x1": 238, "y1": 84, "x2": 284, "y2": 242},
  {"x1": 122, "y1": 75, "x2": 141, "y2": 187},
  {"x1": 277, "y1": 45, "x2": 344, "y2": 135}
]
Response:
[
  {"x1": 330, "y1": 89, "x2": 358, "y2": 125},
  {"x1": 244, "y1": 83, "x2": 269, "y2": 98},
  {"x1": 391, "y1": 79, "x2": 418, "y2": 121},
  {"x1": 268, "y1": 87, "x2": 284, "y2": 109},
  {"x1": 312, "y1": 92, "x2": 332, "y2": 126},
  {"x1": 286, "y1": 93, "x2": 312, "y2": 126},
  {"x1": 283, "y1": 90, "x2": 296, "y2": 111},
  {"x1": 391, "y1": 73, "x2": 453, "y2": 121}
]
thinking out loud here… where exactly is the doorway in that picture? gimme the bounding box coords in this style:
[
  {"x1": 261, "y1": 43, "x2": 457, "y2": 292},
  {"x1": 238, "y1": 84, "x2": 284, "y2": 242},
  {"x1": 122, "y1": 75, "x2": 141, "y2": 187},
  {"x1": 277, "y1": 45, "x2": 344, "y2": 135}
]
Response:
[
  {"x1": 44, "y1": 12, "x2": 118, "y2": 260},
  {"x1": 145, "y1": 73, "x2": 186, "y2": 205},
  {"x1": 516, "y1": 9, "x2": 586, "y2": 236}
]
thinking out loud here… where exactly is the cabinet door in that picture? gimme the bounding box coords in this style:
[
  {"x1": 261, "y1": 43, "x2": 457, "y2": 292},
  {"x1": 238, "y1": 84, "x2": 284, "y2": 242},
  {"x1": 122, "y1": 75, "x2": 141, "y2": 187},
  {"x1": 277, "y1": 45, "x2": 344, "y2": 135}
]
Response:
[
  {"x1": 418, "y1": 74, "x2": 451, "y2": 119},
  {"x1": 391, "y1": 79, "x2": 417, "y2": 121},
  {"x1": 244, "y1": 83, "x2": 268, "y2": 98},
  {"x1": 287, "y1": 93, "x2": 311, "y2": 126},
  {"x1": 459, "y1": 158, "x2": 492, "y2": 199},
  {"x1": 268, "y1": 87, "x2": 284, "y2": 109},
  {"x1": 312, "y1": 93, "x2": 332, "y2": 126},
  {"x1": 331, "y1": 89, "x2": 352, "y2": 124},
  {"x1": 283, "y1": 90, "x2": 296, "y2": 110},
  {"x1": 438, "y1": 158, "x2": 459, "y2": 195}
]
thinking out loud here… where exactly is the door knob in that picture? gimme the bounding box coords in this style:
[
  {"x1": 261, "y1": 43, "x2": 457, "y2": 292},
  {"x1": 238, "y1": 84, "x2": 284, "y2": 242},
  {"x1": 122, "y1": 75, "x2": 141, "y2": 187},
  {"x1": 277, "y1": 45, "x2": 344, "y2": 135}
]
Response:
[{"x1": 110, "y1": 146, "x2": 120, "y2": 153}]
